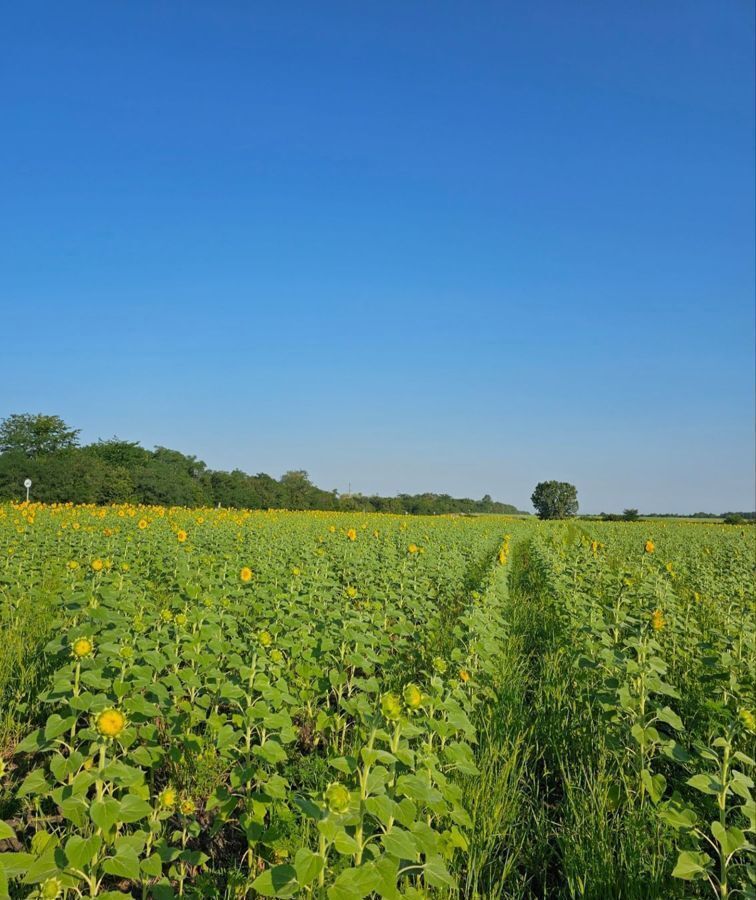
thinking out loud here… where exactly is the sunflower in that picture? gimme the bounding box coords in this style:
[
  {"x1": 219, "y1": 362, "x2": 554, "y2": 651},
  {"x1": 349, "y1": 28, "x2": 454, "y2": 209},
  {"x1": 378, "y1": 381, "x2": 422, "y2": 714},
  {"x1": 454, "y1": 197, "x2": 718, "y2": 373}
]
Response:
[
  {"x1": 138, "y1": 518, "x2": 148, "y2": 530},
  {"x1": 180, "y1": 797, "x2": 196, "y2": 816},
  {"x1": 177, "y1": 530, "x2": 187, "y2": 543},
  {"x1": 91, "y1": 559, "x2": 104, "y2": 572},
  {"x1": 381, "y1": 692, "x2": 402, "y2": 721},
  {"x1": 324, "y1": 782, "x2": 350, "y2": 814},
  {"x1": 459, "y1": 669, "x2": 471, "y2": 683},
  {"x1": 72, "y1": 637, "x2": 93, "y2": 659},
  {"x1": 96, "y1": 708, "x2": 126, "y2": 738},
  {"x1": 644, "y1": 540, "x2": 655, "y2": 554},
  {"x1": 651, "y1": 609, "x2": 665, "y2": 631},
  {"x1": 346, "y1": 528, "x2": 357, "y2": 541},
  {"x1": 258, "y1": 629, "x2": 273, "y2": 647},
  {"x1": 158, "y1": 786, "x2": 177, "y2": 809},
  {"x1": 408, "y1": 544, "x2": 419, "y2": 554},
  {"x1": 403, "y1": 683, "x2": 423, "y2": 709},
  {"x1": 240, "y1": 566, "x2": 253, "y2": 582},
  {"x1": 40, "y1": 878, "x2": 63, "y2": 900}
]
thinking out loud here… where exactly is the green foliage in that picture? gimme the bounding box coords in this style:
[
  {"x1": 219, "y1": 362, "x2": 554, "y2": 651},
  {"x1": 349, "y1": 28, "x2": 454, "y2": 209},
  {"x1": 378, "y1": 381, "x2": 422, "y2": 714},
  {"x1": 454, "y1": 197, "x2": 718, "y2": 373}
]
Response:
[
  {"x1": 0, "y1": 505, "x2": 517, "y2": 897},
  {"x1": 0, "y1": 413, "x2": 80, "y2": 456},
  {"x1": 0, "y1": 413, "x2": 525, "y2": 514},
  {"x1": 530, "y1": 480, "x2": 579, "y2": 519}
]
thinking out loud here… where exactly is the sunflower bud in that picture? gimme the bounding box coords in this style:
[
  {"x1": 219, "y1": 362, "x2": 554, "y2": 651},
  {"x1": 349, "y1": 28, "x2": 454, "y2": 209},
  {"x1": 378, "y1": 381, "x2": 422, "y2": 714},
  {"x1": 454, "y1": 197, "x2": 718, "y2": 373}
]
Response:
[
  {"x1": 403, "y1": 683, "x2": 423, "y2": 710},
  {"x1": 324, "y1": 782, "x2": 350, "y2": 814},
  {"x1": 381, "y1": 692, "x2": 402, "y2": 721}
]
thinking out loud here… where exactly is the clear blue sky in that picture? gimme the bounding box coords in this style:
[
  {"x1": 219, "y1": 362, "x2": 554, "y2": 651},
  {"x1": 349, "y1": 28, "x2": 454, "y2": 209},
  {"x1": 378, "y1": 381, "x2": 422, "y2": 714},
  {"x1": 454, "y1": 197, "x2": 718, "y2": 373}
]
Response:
[{"x1": 2, "y1": 2, "x2": 754, "y2": 513}]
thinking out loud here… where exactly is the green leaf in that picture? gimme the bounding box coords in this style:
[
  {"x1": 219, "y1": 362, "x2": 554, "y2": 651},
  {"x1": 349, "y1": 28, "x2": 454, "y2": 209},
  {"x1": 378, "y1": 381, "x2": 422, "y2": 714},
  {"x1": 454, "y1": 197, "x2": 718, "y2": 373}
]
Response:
[
  {"x1": 44, "y1": 714, "x2": 77, "y2": 740},
  {"x1": 141, "y1": 853, "x2": 163, "y2": 877},
  {"x1": 659, "y1": 801, "x2": 697, "y2": 830},
  {"x1": 711, "y1": 821, "x2": 746, "y2": 856},
  {"x1": 102, "y1": 846, "x2": 141, "y2": 881},
  {"x1": 423, "y1": 854, "x2": 456, "y2": 889},
  {"x1": 381, "y1": 828, "x2": 419, "y2": 861},
  {"x1": 118, "y1": 794, "x2": 152, "y2": 823},
  {"x1": 90, "y1": 797, "x2": 121, "y2": 833},
  {"x1": 293, "y1": 848, "x2": 323, "y2": 886},
  {"x1": 365, "y1": 795, "x2": 396, "y2": 827},
  {"x1": 443, "y1": 741, "x2": 479, "y2": 776},
  {"x1": 0, "y1": 852, "x2": 33, "y2": 879},
  {"x1": 656, "y1": 706, "x2": 683, "y2": 731},
  {"x1": 13, "y1": 729, "x2": 47, "y2": 754},
  {"x1": 687, "y1": 773, "x2": 722, "y2": 796},
  {"x1": 16, "y1": 768, "x2": 50, "y2": 798},
  {"x1": 333, "y1": 831, "x2": 360, "y2": 855},
  {"x1": 327, "y1": 864, "x2": 381, "y2": 900},
  {"x1": 22, "y1": 845, "x2": 64, "y2": 885},
  {"x1": 671, "y1": 850, "x2": 711, "y2": 880},
  {"x1": 60, "y1": 798, "x2": 89, "y2": 828},
  {"x1": 253, "y1": 741, "x2": 287, "y2": 765},
  {"x1": 65, "y1": 834, "x2": 102, "y2": 870},
  {"x1": 0, "y1": 822, "x2": 15, "y2": 842},
  {"x1": 251, "y1": 864, "x2": 298, "y2": 897},
  {"x1": 641, "y1": 769, "x2": 666, "y2": 804}
]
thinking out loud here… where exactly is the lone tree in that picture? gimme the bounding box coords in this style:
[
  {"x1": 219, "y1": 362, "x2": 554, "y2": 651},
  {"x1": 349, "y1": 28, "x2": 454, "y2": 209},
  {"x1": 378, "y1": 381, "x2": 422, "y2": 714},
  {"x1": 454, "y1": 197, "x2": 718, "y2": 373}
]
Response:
[
  {"x1": 0, "y1": 413, "x2": 80, "y2": 456},
  {"x1": 622, "y1": 508, "x2": 640, "y2": 521},
  {"x1": 531, "y1": 480, "x2": 578, "y2": 519}
]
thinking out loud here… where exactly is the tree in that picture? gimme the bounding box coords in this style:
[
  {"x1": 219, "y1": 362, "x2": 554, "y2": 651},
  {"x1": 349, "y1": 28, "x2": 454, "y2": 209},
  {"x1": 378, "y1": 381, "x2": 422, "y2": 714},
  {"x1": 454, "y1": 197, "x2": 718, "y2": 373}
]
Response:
[
  {"x1": 0, "y1": 413, "x2": 80, "y2": 456},
  {"x1": 622, "y1": 508, "x2": 640, "y2": 521},
  {"x1": 531, "y1": 481, "x2": 578, "y2": 520}
]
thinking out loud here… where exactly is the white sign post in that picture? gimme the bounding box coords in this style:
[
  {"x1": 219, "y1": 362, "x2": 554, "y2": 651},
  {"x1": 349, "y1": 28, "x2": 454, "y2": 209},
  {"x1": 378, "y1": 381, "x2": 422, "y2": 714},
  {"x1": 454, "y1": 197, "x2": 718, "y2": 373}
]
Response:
[{"x1": 24, "y1": 478, "x2": 32, "y2": 502}]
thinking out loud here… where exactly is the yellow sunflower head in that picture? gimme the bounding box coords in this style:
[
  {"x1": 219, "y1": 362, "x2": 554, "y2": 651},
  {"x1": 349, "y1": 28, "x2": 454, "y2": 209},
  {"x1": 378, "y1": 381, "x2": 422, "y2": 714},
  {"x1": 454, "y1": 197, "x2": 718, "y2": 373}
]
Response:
[
  {"x1": 72, "y1": 637, "x2": 94, "y2": 659},
  {"x1": 177, "y1": 530, "x2": 187, "y2": 543},
  {"x1": 96, "y1": 708, "x2": 126, "y2": 739},
  {"x1": 91, "y1": 559, "x2": 104, "y2": 572},
  {"x1": 159, "y1": 786, "x2": 177, "y2": 809},
  {"x1": 240, "y1": 566, "x2": 253, "y2": 583}
]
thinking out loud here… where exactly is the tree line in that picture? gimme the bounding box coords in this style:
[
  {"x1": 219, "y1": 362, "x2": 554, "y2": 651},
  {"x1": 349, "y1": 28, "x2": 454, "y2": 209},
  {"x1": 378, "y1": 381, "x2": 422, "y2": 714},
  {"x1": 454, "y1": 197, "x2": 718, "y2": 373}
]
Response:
[{"x1": 0, "y1": 414, "x2": 526, "y2": 515}]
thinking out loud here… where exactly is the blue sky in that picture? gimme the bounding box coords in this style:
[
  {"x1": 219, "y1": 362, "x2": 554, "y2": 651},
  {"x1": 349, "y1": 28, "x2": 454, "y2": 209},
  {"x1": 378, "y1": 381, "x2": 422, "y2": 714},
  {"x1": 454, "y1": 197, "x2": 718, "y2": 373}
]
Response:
[{"x1": 1, "y1": 2, "x2": 754, "y2": 513}]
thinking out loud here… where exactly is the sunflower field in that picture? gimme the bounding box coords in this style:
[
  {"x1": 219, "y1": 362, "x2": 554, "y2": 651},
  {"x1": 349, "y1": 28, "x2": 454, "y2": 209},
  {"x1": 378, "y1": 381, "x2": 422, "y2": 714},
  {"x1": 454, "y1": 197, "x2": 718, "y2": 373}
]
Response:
[{"x1": 0, "y1": 504, "x2": 753, "y2": 899}]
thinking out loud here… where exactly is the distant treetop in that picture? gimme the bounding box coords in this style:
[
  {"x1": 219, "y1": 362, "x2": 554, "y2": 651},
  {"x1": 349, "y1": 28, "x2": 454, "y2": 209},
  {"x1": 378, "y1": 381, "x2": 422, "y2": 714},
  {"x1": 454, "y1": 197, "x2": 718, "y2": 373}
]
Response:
[{"x1": 0, "y1": 413, "x2": 526, "y2": 514}]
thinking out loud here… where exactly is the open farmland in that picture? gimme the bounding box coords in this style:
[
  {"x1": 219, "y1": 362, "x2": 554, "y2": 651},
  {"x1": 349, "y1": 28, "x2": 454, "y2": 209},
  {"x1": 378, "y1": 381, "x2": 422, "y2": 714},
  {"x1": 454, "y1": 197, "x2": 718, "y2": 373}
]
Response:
[{"x1": 0, "y1": 504, "x2": 753, "y2": 899}]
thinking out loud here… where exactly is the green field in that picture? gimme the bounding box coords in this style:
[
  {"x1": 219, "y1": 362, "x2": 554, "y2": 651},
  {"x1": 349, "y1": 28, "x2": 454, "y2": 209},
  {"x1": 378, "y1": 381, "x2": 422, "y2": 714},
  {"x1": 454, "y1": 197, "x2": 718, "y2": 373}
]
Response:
[{"x1": 0, "y1": 504, "x2": 753, "y2": 899}]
